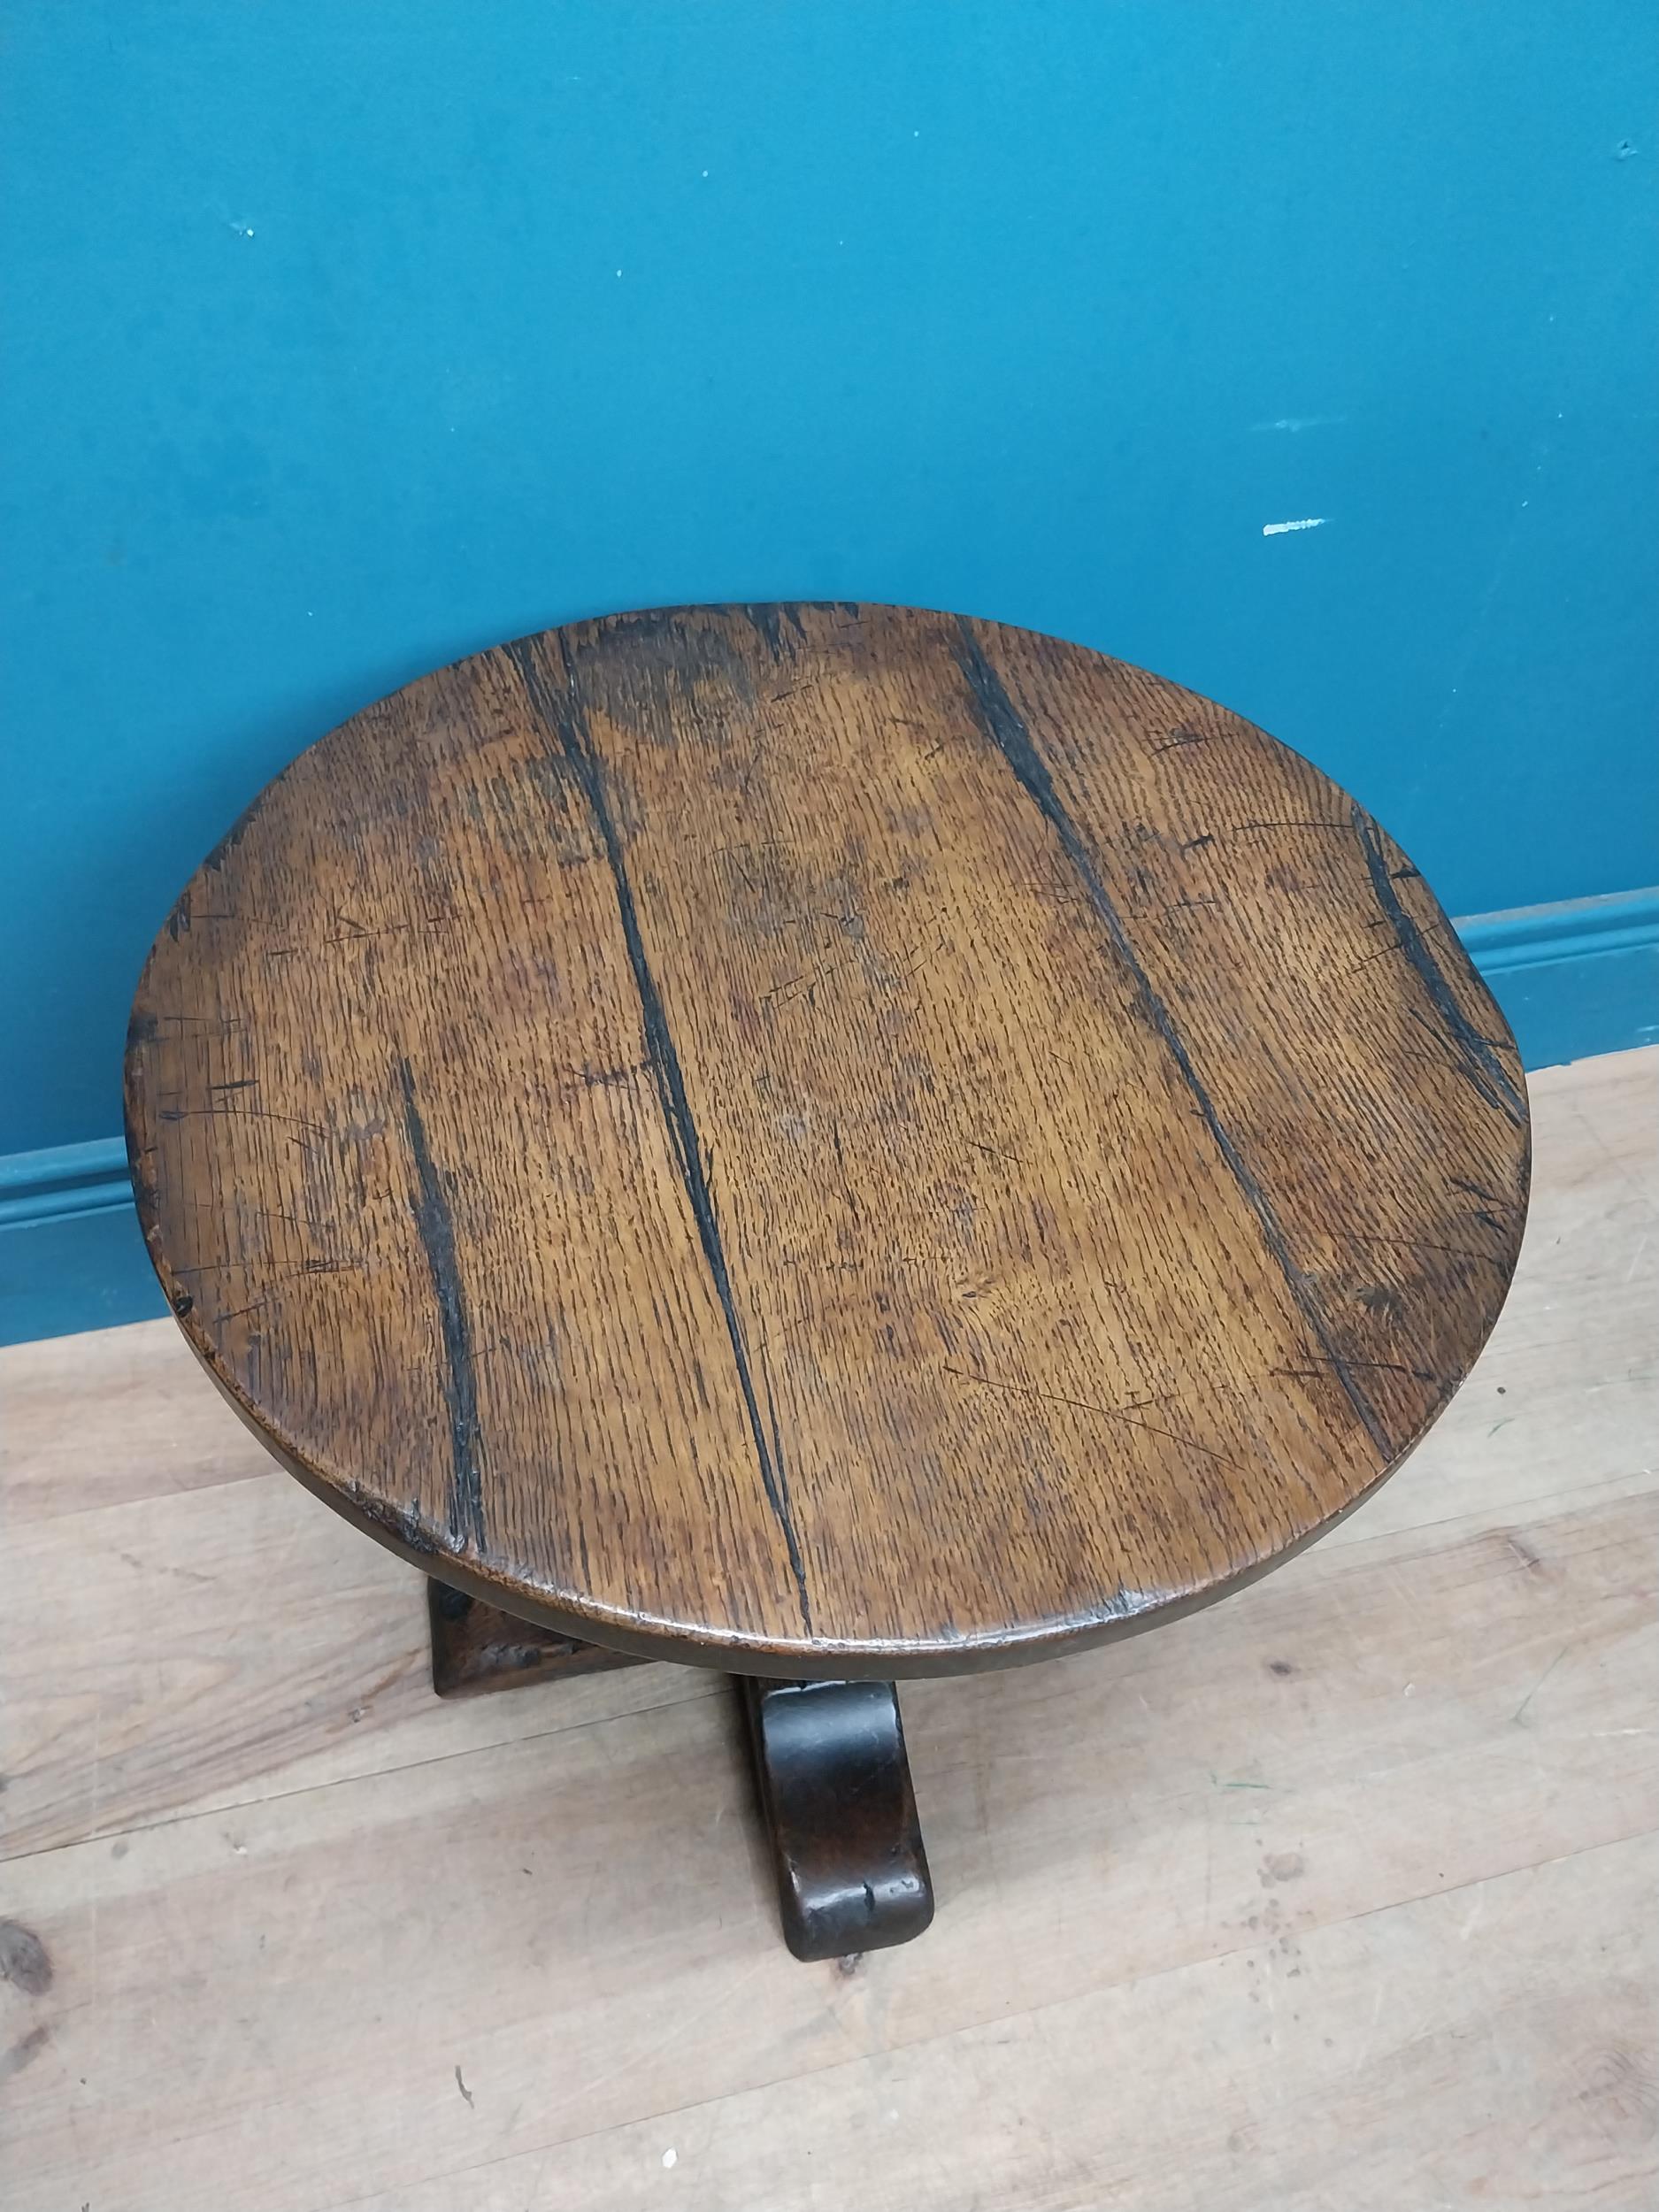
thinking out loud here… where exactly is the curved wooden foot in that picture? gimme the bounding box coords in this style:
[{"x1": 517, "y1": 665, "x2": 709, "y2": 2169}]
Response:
[{"x1": 741, "y1": 1677, "x2": 933, "y2": 1962}]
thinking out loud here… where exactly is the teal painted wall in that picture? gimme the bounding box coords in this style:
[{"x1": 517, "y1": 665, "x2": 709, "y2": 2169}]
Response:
[{"x1": 3, "y1": 1, "x2": 1655, "y2": 1159}]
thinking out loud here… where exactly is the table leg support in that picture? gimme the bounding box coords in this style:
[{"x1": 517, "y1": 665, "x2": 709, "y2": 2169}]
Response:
[
  {"x1": 426, "y1": 1578, "x2": 643, "y2": 1698},
  {"x1": 424, "y1": 1586, "x2": 934, "y2": 1960},
  {"x1": 739, "y1": 1677, "x2": 934, "y2": 1962}
]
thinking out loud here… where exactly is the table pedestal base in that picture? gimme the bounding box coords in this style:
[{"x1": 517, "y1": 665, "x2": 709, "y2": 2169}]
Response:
[{"x1": 426, "y1": 1580, "x2": 934, "y2": 1961}]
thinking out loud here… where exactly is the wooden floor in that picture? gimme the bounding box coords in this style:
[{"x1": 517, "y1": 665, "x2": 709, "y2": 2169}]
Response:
[{"x1": 3, "y1": 1048, "x2": 1655, "y2": 2212}]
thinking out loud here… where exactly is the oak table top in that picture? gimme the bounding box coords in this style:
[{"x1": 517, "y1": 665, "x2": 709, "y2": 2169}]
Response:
[{"x1": 126, "y1": 604, "x2": 1530, "y2": 1679}]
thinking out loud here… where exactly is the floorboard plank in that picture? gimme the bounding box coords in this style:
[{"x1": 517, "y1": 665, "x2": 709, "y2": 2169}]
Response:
[
  {"x1": 3, "y1": 1479, "x2": 1653, "y2": 2212},
  {"x1": 344, "y1": 1836, "x2": 1659, "y2": 2212}
]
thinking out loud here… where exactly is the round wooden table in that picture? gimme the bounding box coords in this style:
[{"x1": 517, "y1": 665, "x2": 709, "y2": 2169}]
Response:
[{"x1": 126, "y1": 603, "x2": 1530, "y2": 1958}]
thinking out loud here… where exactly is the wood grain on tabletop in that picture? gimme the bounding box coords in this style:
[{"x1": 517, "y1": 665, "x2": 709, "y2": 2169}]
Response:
[{"x1": 122, "y1": 603, "x2": 1531, "y2": 1675}]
